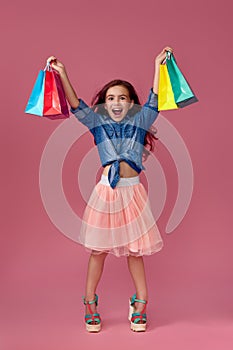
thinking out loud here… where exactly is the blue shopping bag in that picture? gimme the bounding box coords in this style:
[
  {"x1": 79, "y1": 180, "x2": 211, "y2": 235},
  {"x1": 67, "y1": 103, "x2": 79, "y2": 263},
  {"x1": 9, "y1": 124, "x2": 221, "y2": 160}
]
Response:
[
  {"x1": 166, "y1": 52, "x2": 196, "y2": 104},
  {"x1": 25, "y1": 64, "x2": 48, "y2": 116}
]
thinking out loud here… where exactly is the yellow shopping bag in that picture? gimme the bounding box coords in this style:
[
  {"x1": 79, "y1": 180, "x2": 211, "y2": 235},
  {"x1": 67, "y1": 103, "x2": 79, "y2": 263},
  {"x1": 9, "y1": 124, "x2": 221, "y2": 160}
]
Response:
[{"x1": 158, "y1": 63, "x2": 178, "y2": 111}]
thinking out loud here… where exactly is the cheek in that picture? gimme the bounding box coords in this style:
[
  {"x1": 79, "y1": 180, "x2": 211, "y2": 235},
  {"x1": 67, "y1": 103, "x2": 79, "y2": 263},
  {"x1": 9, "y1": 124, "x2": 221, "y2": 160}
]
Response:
[{"x1": 123, "y1": 102, "x2": 132, "y2": 109}]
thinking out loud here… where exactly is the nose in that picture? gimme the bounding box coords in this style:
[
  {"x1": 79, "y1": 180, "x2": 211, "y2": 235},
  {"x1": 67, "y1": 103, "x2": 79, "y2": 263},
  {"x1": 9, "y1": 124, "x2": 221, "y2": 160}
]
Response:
[{"x1": 113, "y1": 97, "x2": 121, "y2": 104}]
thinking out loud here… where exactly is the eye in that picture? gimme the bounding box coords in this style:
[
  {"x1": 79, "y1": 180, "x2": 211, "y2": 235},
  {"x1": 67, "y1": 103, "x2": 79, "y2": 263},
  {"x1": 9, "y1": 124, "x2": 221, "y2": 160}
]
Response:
[{"x1": 107, "y1": 97, "x2": 114, "y2": 101}]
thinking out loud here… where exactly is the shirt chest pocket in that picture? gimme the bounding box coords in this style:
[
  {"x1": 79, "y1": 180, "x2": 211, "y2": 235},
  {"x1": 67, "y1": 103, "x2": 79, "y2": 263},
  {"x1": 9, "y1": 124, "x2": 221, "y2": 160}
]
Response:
[
  {"x1": 124, "y1": 125, "x2": 136, "y2": 138},
  {"x1": 103, "y1": 125, "x2": 114, "y2": 138}
]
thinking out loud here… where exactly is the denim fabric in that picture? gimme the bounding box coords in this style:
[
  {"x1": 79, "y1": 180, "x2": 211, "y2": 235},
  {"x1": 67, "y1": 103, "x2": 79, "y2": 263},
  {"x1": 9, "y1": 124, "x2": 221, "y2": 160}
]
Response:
[{"x1": 70, "y1": 88, "x2": 159, "y2": 188}]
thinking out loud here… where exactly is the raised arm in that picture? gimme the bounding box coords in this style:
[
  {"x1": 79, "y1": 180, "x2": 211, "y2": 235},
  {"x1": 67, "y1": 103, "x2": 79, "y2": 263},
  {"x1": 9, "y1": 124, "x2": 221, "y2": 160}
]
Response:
[
  {"x1": 135, "y1": 46, "x2": 174, "y2": 130},
  {"x1": 47, "y1": 56, "x2": 79, "y2": 109},
  {"x1": 152, "y1": 46, "x2": 174, "y2": 94}
]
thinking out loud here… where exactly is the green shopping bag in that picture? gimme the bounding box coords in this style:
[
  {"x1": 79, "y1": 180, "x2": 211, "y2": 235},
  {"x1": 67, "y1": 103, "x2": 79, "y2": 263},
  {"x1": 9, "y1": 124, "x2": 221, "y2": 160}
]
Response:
[
  {"x1": 166, "y1": 52, "x2": 196, "y2": 104},
  {"x1": 177, "y1": 95, "x2": 198, "y2": 108}
]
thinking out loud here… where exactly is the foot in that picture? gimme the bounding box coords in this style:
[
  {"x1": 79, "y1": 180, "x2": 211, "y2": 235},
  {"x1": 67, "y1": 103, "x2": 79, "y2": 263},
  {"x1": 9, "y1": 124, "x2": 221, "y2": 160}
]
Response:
[
  {"x1": 83, "y1": 295, "x2": 101, "y2": 329},
  {"x1": 131, "y1": 301, "x2": 147, "y2": 324},
  {"x1": 129, "y1": 294, "x2": 147, "y2": 331},
  {"x1": 133, "y1": 301, "x2": 147, "y2": 324},
  {"x1": 85, "y1": 302, "x2": 98, "y2": 325}
]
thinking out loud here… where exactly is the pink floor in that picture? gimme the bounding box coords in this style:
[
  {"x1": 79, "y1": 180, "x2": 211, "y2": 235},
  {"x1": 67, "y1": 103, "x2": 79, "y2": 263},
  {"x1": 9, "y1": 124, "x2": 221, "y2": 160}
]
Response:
[
  {"x1": 1, "y1": 230, "x2": 233, "y2": 350},
  {"x1": 2, "y1": 314, "x2": 233, "y2": 350},
  {"x1": 2, "y1": 288, "x2": 233, "y2": 350}
]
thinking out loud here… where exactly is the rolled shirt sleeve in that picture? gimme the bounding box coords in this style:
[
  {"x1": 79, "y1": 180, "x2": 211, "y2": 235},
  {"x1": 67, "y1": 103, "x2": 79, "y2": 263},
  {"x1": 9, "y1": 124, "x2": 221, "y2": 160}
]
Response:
[
  {"x1": 70, "y1": 99, "x2": 100, "y2": 130},
  {"x1": 135, "y1": 89, "x2": 159, "y2": 131},
  {"x1": 145, "y1": 88, "x2": 159, "y2": 110}
]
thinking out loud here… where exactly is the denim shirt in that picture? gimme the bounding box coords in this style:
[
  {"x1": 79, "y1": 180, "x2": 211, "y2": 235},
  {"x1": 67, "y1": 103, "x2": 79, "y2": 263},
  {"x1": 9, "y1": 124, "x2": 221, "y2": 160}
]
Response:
[{"x1": 71, "y1": 89, "x2": 159, "y2": 188}]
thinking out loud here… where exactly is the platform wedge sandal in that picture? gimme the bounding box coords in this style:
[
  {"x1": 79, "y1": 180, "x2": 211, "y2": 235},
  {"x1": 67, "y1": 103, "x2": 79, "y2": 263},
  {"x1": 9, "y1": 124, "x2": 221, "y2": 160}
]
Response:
[
  {"x1": 82, "y1": 294, "x2": 101, "y2": 332},
  {"x1": 128, "y1": 293, "x2": 147, "y2": 332}
]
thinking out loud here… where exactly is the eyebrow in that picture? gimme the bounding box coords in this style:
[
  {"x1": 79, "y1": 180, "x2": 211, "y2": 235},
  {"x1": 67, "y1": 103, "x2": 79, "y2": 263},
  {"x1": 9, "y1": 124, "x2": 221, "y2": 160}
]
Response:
[{"x1": 106, "y1": 94, "x2": 128, "y2": 97}]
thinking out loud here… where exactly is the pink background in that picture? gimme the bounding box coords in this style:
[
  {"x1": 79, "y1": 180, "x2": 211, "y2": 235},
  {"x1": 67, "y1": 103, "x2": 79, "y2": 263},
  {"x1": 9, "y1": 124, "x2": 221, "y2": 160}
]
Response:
[{"x1": 1, "y1": 0, "x2": 233, "y2": 349}]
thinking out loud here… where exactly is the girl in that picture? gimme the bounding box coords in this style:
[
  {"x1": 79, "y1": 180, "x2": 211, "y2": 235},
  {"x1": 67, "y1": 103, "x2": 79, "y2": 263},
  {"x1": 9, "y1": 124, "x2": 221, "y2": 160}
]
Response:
[{"x1": 47, "y1": 46, "x2": 173, "y2": 332}]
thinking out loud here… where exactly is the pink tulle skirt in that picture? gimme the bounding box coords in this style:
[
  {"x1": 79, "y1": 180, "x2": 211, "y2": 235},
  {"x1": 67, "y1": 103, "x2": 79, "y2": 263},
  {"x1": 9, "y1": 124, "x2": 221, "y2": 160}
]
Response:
[{"x1": 79, "y1": 174, "x2": 163, "y2": 257}]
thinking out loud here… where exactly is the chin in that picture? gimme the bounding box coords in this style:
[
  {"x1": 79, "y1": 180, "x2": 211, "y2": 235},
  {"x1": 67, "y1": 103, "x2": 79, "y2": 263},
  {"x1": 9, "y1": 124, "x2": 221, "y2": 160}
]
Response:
[
  {"x1": 110, "y1": 113, "x2": 127, "y2": 122},
  {"x1": 113, "y1": 117, "x2": 124, "y2": 122}
]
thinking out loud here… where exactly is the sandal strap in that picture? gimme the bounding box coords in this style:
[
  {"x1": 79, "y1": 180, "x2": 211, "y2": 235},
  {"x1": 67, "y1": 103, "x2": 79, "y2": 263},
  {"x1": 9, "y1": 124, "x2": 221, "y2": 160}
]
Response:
[
  {"x1": 131, "y1": 312, "x2": 147, "y2": 324},
  {"x1": 85, "y1": 312, "x2": 100, "y2": 321},
  {"x1": 130, "y1": 293, "x2": 147, "y2": 306},
  {"x1": 134, "y1": 298, "x2": 147, "y2": 304},
  {"x1": 85, "y1": 313, "x2": 101, "y2": 324},
  {"x1": 85, "y1": 313, "x2": 101, "y2": 319},
  {"x1": 82, "y1": 294, "x2": 99, "y2": 306}
]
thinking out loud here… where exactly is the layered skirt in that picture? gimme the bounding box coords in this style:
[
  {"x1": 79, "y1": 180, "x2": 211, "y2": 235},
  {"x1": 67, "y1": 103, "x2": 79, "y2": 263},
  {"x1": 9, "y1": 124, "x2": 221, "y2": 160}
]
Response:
[{"x1": 79, "y1": 174, "x2": 163, "y2": 257}]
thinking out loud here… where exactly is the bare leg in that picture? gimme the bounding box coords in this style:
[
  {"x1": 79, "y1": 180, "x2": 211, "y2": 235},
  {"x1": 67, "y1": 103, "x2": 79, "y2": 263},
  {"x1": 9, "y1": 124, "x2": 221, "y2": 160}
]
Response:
[
  {"x1": 127, "y1": 255, "x2": 148, "y2": 314},
  {"x1": 84, "y1": 252, "x2": 108, "y2": 316}
]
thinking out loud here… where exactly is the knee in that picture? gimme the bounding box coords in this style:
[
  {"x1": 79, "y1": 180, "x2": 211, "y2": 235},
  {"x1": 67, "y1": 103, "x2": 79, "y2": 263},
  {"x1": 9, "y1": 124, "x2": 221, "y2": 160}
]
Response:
[
  {"x1": 91, "y1": 251, "x2": 108, "y2": 260},
  {"x1": 128, "y1": 255, "x2": 143, "y2": 260},
  {"x1": 127, "y1": 255, "x2": 144, "y2": 264}
]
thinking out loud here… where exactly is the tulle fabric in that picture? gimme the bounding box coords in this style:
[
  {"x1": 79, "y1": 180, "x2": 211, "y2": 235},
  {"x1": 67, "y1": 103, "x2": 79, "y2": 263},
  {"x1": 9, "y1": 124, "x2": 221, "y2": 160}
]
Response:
[{"x1": 79, "y1": 175, "x2": 163, "y2": 257}]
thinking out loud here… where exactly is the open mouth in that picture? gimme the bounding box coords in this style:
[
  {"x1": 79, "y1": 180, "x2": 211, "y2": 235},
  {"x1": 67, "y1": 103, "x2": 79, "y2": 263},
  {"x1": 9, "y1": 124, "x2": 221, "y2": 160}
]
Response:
[{"x1": 112, "y1": 108, "x2": 123, "y2": 116}]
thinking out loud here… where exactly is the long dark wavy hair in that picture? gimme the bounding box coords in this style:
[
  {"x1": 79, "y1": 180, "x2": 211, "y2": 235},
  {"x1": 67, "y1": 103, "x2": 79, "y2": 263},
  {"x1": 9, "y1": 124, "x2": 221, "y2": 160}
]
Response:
[{"x1": 91, "y1": 79, "x2": 158, "y2": 161}]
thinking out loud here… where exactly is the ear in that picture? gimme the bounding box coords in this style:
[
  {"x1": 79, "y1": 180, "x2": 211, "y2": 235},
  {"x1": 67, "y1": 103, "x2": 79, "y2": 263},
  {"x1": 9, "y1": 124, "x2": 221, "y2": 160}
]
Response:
[{"x1": 129, "y1": 100, "x2": 134, "y2": 110}]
